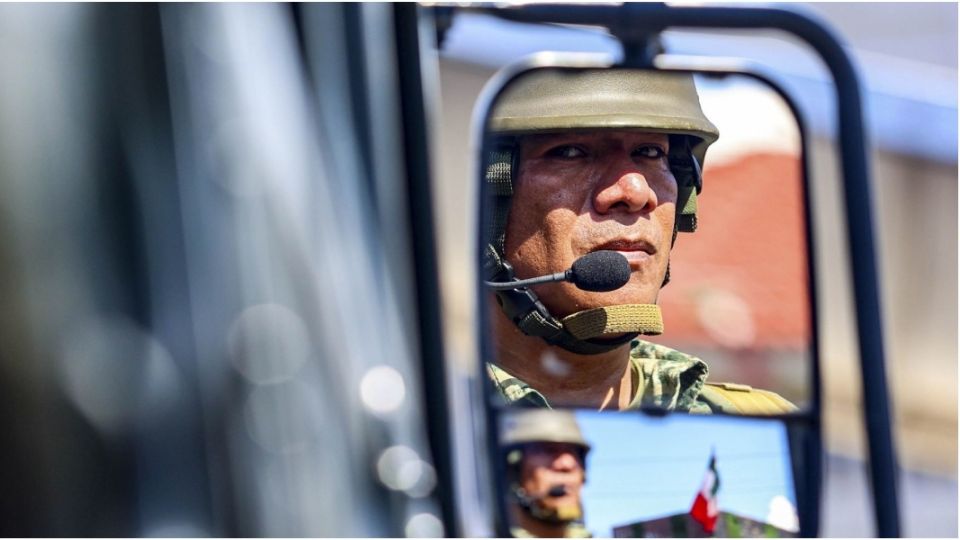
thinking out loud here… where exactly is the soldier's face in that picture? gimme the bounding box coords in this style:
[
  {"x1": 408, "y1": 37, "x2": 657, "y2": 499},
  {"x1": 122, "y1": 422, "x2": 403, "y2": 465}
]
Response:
[
  {"x1": 505, "y1": 130, "x2": 676, "y2": 317},
  {"x1": 520, "y1": 442, "x2": 586, "y2": 510}
]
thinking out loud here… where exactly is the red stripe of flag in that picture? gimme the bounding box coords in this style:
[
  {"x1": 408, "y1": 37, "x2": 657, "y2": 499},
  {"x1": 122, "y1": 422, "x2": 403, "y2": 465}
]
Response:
[{"x1": 690, "y1": 453, "x2": 720, "y2": 533}]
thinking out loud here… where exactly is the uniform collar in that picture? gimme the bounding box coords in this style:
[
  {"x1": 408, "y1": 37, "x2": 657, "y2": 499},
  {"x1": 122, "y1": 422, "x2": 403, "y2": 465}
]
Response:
[{"x1": 488, "y1": 340, "x2": 709, "y2": 412}]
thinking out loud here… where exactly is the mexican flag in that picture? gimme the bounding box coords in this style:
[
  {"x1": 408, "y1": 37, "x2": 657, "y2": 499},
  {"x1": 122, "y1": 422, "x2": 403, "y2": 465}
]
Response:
[{"x1": 689, "y1": 453, "x2": 720, "y2": 534}]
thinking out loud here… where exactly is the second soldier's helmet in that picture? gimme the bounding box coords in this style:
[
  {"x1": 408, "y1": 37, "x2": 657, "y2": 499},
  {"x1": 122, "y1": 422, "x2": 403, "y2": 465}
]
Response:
[
  {"x1": 483, "y1": 68, "x2": 719, "y2": 355},
  {"x1": 501, "y1": 409, "x2": 591, "y2": 455}
]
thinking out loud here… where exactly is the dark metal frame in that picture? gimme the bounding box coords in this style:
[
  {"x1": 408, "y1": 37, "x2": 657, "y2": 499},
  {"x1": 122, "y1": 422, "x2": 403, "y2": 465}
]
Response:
[
  {"x1": 444, "y1": 2, "x2": 899, "y2": 537},
  {"x1": 393, "y1": 4, "x2": 460, "y2": 536}
]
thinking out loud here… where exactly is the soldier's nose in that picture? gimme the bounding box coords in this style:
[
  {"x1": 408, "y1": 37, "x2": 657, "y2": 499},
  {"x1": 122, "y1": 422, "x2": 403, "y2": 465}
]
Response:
[
  {"x1": 552, "y1": 451, "x2": 580, "y2": 471},
  {"x1": 593, "y1": 171, "x2": 658, "y2": 214}
]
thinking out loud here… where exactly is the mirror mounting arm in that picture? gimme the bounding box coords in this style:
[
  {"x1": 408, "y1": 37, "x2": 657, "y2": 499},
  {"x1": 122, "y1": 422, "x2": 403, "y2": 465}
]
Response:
[
  {"x1": 610, "y1": 3, "x2": 667, "y2": 68},
  {"x1": 454, "y1": 3, "x2": 669, "y2": 66},
  {"x1": 615, "y1": 33, "x2": 663, "y2": 69}
]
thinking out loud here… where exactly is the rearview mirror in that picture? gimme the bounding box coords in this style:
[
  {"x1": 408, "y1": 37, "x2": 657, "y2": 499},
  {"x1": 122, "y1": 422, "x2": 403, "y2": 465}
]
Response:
[{"x1": 477, "y1": 64, "x2": 815, "y2": 416}]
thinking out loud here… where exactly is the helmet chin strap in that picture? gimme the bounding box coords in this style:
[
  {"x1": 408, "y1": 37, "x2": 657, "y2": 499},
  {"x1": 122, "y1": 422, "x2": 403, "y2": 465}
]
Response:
[
  {"x1": 561, "y1": 304, "x2": 663, "y2": 339},
  {"x1": 490, "y1": 253, "x2": 663, "y2": 355}
]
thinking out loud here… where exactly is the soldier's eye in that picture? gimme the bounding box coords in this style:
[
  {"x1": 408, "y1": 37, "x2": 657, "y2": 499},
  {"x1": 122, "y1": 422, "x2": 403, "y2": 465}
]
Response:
[
  {"x1": 634, "y1": 145, "x2": 666, "y2": 159},
  {"x1": 546, "y1": 145, "x2": 587, "y2": 159}
]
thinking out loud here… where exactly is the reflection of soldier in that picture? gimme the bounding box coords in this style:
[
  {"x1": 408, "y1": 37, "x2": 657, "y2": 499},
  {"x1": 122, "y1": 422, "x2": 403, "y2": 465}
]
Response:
[
  {"x1": 484, "y1": 69, "x2": 795, "y2": 414},
  {"x1": 502, "y1": 410, "x2": 591, "y2": 538}
]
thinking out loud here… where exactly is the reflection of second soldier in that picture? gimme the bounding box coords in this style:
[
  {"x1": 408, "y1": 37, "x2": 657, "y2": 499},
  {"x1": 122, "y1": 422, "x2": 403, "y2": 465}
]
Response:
[{"x1": 502, "y1": 410, "x2": 592, "y2": 538}]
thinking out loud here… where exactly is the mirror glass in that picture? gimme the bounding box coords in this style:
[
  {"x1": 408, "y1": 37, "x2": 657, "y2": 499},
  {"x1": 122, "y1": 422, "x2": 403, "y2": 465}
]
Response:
[
  {"x1": 497, "y1": 409, "x2": 800, "y2": 538},
  {"x1": 479, "y1": 67, "x2": 812, "y2": 414}
]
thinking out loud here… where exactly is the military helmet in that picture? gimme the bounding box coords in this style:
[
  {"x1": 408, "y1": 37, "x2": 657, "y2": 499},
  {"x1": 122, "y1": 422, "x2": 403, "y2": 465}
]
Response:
[
  {"x1": 489, "y1": 68, "x2": 718, "y2": 171},
  {"x1": 482, "y1": 68, "x2": 719, "y2": 355},
  {"x1": 501, "y1": 409, "x2": 591, "y2": 452}
]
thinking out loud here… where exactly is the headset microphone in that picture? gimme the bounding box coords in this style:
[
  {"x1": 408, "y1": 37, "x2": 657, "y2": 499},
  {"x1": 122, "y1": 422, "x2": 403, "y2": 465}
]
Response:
[{"x1": 485, "y1": 250, "x2": 631, "y2": 292}]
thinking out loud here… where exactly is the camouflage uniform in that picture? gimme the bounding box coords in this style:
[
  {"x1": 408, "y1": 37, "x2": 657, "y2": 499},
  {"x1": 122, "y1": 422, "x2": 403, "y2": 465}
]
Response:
[{"x1": 488, "y1": 340, "x2": 796, "y2": 415}]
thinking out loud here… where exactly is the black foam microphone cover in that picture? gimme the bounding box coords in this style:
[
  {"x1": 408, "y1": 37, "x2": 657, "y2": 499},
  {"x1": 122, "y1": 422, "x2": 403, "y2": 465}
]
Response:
[{"x1": 570, "y1": 250, "x2": 631, "y2": 292}]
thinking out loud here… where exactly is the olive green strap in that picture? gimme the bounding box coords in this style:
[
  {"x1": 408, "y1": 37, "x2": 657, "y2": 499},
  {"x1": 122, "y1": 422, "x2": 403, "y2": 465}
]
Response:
[
  {"x1": 516, "y1": 301, "x2": 636, "y2": 355},
  {"x1": 561, "y1": 304, "x2": 663, "y2": 339}
]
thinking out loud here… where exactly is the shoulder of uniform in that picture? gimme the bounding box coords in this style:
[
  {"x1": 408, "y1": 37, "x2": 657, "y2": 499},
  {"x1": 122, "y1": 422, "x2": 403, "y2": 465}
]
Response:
[
  {"x1": 485, "y1": 363, "x2": 551, "y2": 407},
  {"x1": 707, "y1": 381, "x2": 754, "y2": 392},
  {"x1": 698, "y1": 382, "x2": 797, "y2": 415}
]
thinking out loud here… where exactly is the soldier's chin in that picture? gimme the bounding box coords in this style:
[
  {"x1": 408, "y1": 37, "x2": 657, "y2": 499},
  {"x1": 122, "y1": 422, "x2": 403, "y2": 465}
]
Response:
[
  {"x1": 579, "y1": 288, "x2": 660, "y2": 311},
  {"x1": 538, "y1": 284, "x2": 659, "y2": 321}
]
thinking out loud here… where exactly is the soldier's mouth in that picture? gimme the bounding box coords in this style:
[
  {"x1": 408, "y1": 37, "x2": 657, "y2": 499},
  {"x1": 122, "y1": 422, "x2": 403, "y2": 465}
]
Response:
[
  {"x1": 542, "y1": 480, "x2": 579, "y2": 498},
  {"x1": 592, "y1": 240, "x2": 656, "y2": 270}
]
